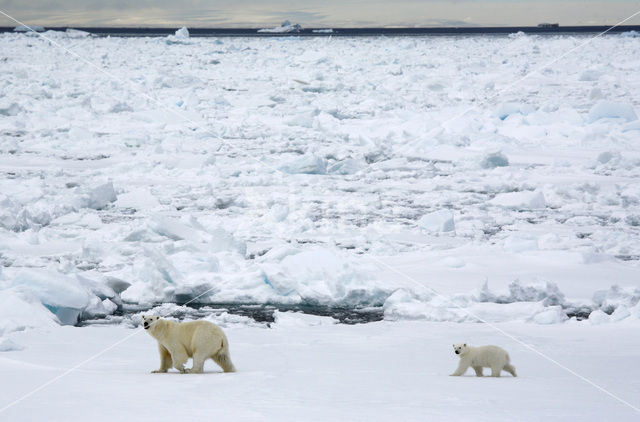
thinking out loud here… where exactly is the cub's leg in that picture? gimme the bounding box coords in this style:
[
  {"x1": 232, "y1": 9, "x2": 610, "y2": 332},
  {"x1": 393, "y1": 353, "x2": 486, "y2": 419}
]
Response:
[
  {"x1": 152, "y1": 344, "x2": 172, "y2": 373},
  {"x1": 472, "y1": 366, "x2": 484, "y2": 377},
  {"x1": 504, "y1": 363, "x2": 517, "y2": 377},
  {"x1": 451, "y1": 360, "x2": 470, "y2": 376}
]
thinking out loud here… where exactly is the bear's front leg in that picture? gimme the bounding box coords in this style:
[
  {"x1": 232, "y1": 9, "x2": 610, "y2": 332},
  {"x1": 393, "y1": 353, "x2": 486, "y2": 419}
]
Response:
[
  {"x1": 450, "y1": 361, "x2": 469, "y2": 376},
  {"x1": 472, "y1": 366, "x2": 484, "y2": 377},
  {"x1": 152, "y1": 344, "x2": 172, "y2": 373}
]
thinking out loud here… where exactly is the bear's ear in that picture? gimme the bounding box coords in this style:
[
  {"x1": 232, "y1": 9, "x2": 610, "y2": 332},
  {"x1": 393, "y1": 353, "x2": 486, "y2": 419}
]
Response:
[{"x1": 464, "y1": 343, "x2": 467, "y2": 346}]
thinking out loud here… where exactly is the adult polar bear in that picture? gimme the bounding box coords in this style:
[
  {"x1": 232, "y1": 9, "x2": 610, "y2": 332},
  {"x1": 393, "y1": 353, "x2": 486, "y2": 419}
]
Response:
[
  {"x1": 142, "y1": 315, "x2": 236, "y2": 373},
  {"x1": 450, "y1": 343, "x2": 516, "y2": 377}
]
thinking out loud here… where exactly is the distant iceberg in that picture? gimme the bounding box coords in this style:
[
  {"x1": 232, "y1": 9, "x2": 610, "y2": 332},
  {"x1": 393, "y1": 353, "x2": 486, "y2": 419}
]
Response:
[
  {"x1": 174, "y1": 26, "x2": 190, "y2": 39},
  {"x1": 258, "y1": 20, "x2": 302, "y2": 34},
  {"x1": 14, "y1": 24, "x2": 44, "y2": 32},
  {"x1": 65, "y1": 28, "x2": 92, "y2": 38},
  {"x1": 166, "y1": 26, "x2": 190, "y2": 44}
]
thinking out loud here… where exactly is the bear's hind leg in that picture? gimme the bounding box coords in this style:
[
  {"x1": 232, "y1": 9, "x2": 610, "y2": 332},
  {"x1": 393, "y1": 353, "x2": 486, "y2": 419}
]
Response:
[
  {"x1": 504, "y1": 364, "x2": 517, "y2": 377},
  {"x1": 472, "y1": 366, "x2": 484, "y2": 377},
  {"x1": 212, "y1": 349, "x2": 236, "y2": 373},
  {"x1": 152, "y1": 344, "x2": 172, "y2": 373},
  {"x1": 490, "y1": 366, "x2": 502, "y2": 377},
  {"x1": 186, "y1": 351, "x2": 208, "y2": 374}
]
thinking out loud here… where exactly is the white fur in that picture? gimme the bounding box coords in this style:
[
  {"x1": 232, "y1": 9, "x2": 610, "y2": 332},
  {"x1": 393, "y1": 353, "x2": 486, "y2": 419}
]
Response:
[
  {"x1": 450, "y1": 343, "x2": 517, "y2": 377},
  {"x1": 142, "y1": 315, "x2": 236, "y2": 374}
]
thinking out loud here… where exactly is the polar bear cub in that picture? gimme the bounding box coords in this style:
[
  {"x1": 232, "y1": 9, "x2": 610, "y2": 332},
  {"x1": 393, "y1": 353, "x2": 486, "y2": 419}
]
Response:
[
  {"x1": 142, "y1": 315, "x2": 236, "y2": 374},
  {"x1": 450, "y1": 343, "x2": 516, "y2": 377}
]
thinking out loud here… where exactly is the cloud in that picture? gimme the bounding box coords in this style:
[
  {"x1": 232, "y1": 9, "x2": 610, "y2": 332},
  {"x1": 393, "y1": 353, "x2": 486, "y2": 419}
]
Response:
[{"x1": 1, "y1": 0, "x2": 639, "y2": 27}]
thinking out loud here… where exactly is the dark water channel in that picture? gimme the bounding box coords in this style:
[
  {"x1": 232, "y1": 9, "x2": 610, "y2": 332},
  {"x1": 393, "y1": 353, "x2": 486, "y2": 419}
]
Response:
[{"x1": 81, "y1": 302, "x2": 385, "y2": 326}]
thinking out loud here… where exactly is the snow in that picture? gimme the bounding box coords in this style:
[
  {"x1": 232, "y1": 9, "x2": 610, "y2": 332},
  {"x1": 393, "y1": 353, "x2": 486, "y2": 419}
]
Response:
[
  {"x1": 0, "y1": 30, "x2": 639, "y2": 417},
  {"x1": 0, "y1": 316, "x2": 639, "y2": 421}
]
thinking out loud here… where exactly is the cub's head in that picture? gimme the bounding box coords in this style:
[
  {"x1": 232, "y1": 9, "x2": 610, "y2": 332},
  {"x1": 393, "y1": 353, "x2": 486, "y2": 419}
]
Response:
[
  {"x1": 452, "y1": 343, "x2": 468, "y2": 355},
  {"x1": 141, "y1": 315, "x2": 160, "y2": 331}
]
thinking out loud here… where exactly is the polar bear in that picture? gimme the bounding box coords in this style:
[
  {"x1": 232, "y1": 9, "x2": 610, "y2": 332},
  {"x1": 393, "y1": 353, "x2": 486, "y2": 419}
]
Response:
[
  {"x1": 142, "y1": 315, "x2": 236, "y2": 374},
  {"x1": 450, "y1": 343, "x2": 516, "y2": 377}
]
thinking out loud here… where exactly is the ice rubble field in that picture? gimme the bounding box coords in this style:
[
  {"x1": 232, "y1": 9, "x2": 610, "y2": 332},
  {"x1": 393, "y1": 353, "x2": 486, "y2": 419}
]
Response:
[{"x1": 0, "y1": 30, "x2": 639, "y2": 419}]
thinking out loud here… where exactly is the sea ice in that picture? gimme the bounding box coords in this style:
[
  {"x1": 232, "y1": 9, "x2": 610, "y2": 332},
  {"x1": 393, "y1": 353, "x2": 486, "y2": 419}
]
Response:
[
  {"x1": 417, "y1": 209, "x2": 455, "y2": 232},
  {"x1": 261, "y1": 247, "x2": 390, "y2": 306},
  {"x1": 480, "y1": 151, "x2": 509, "y2": 169},
  {"x1": 76, "y1": 182, "x2": 117, "y2": 210},
  {"x1": 587, "y1": 100, "x2": 638, "y2": 123},
  {"x1": 0, "y1": 337, "x2": 24, "y2": 352},
  {"x1": 174, "y1": 26, "x2": 189, "y2": 39},
  {"x1": 258, "y1": 20, "x2": 302, "y2": 33},
  {"x1": 0, "y1": 101, "x2": 23, "y2": 116},
  {"x1": 0, "y1": 289, "x2": 59, "y2": 334},
  {"x1": 279, "y1": 154, "x2": 328, "y2": 174},
  {"x1": 327, "y1": 158, "x2": 367, "y2": 175},
  {"x1": 531, "y1": 306, "x2": 567, "y2": 324},
  {"x1": 165, "y1": 26, "x2": 190, "y2": 44},
  {"x1": 495, "y1": 102, "x2": 536, "y2": 120},
  {"x1": 490, "y1": 190, "x2": 546, "y2": 209},
  {"x1": 64, "y1": 28, "x2": 91, "y2": 38},
  {"x1": 579, "y1": 68, "x2": 603, "y2": 81},
  {"x1": 13, "y1": 25, "x2": 44, "y2": 32},
  {"x1": 8, "y1": 270, "x2": 92, "y2": 325},
  {"x1": 588, "y1": 309, "x2": 610, "y2": 325},
  {"x1": 0, "y1": 32, "x2": 639, "y2": 333},
  {"x1": 592, "y1": 285, "x2": 640, "y2": 313}
]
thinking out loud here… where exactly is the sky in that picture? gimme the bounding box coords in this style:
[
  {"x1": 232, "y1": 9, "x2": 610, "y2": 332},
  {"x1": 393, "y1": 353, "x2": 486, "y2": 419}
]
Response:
[{"x1": 0, "y1": 0, "x2": 639, "y2": 28}]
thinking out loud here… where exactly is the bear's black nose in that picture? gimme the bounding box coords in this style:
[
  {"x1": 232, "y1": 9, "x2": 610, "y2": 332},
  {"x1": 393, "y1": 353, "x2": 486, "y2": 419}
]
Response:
[{"x1": 455, "y1": 350, "x2": 459, "y2": 354}]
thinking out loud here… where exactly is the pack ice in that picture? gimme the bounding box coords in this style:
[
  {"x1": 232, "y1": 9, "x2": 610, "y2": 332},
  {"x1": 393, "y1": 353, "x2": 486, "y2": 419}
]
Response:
[{"x1": 0, "y1": 30, "x2": 639, "y2": 341}]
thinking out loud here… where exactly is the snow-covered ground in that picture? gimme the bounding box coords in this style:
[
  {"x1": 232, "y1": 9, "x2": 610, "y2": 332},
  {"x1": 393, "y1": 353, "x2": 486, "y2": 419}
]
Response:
[
  {"x1": 0, "y1": 29, "x2": 639, "y2": 419},
  {"x1": 1, "y1": 313, "x2": 639, "y2": 421}
]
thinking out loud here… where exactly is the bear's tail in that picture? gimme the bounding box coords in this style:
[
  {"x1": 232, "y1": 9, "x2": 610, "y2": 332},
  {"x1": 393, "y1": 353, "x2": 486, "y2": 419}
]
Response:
[{"x1": 213, "y1": 344, "x2": 236, "y2": 373}]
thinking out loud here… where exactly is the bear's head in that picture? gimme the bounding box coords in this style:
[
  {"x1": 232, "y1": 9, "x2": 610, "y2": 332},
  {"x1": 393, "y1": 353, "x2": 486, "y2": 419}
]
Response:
[
  {"x1": 452, "y1": 343, "x2": 468, "y2": 355},
  {"x1": 141, "y1": 315, "x2": 160, "y2": 331}
]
